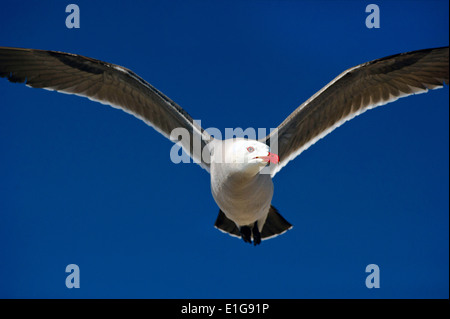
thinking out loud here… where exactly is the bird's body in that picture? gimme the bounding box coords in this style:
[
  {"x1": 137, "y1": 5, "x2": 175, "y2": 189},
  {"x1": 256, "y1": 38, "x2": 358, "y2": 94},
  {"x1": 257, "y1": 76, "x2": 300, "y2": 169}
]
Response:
[
  {"x1": 0, "y1": 46, "x2": 448, "y2": 245},
  {"x1": 211, "y1": 161, "x2": 274, "y2": 228},
  {"x1": 210, "y1": 139, "x2": 274, "y2": 229}
]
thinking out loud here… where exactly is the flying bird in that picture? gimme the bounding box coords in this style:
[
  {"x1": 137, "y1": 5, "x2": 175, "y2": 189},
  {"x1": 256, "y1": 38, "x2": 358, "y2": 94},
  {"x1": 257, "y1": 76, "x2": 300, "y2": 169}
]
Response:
[{"x1": 0, "y1": 46, "x2": 448, "y2": 245}]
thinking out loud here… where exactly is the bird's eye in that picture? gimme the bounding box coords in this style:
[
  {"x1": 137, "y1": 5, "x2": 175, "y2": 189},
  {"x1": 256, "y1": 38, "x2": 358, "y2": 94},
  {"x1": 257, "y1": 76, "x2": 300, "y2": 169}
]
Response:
[{"x1": 247, "y1": 146, "x2": 255, "y2": 153}]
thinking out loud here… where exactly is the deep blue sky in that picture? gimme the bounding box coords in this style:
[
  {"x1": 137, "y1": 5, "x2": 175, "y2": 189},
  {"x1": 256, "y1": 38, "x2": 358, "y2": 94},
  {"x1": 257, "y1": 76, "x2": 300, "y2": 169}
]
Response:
[{"x1": 0, "y1": 1, "x2": 448, "y2": 298}]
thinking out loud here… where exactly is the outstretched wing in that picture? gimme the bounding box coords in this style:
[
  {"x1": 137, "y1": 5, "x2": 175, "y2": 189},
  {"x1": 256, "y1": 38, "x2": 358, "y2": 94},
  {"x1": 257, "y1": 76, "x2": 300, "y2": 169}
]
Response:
[
  {"x1": 0, "y1": 47, "x2": 212, "y2": 171},
  {"x1": 262, "y1": 47, "x2": 449, "y2": 177}
]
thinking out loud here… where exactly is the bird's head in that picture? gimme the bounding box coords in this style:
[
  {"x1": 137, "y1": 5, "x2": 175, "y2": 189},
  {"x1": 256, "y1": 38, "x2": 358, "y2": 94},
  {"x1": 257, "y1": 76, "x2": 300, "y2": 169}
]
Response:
[{"x1": 212, "y1": 138, "x2": 279, "y2": 176}]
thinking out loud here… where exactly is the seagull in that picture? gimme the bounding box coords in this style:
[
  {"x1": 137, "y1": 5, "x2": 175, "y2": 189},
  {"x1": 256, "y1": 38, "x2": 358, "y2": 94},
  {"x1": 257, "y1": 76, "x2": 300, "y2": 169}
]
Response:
[{"x1": 0, "y1": 46, "x2": 448, "y2": 245}]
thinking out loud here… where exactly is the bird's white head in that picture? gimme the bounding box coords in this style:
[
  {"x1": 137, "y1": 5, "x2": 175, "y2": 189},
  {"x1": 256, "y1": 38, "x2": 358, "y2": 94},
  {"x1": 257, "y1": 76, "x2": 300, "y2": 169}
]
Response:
[{"x1": 211, "y1": 138, "x2": 279, "y2": 176}]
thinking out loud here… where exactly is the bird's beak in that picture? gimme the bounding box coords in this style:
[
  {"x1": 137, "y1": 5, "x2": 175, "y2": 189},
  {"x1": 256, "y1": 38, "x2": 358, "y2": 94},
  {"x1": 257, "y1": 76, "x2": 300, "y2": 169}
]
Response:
[{"x1": 258, "y1": 152, "x2": 279, "y2": 164}]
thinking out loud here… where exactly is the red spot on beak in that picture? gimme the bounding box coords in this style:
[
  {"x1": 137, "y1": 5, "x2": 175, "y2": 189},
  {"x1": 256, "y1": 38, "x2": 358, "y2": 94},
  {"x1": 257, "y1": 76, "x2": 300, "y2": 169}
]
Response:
[{"x1": 260, "y1": 152, "x2": 279, "y2": 164}]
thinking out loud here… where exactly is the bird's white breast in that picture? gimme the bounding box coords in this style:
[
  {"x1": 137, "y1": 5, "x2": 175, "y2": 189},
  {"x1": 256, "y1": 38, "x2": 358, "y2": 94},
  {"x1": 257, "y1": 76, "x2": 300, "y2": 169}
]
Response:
[{"x1": 210, "y1": 162, "x2": 274, "y2": 227}]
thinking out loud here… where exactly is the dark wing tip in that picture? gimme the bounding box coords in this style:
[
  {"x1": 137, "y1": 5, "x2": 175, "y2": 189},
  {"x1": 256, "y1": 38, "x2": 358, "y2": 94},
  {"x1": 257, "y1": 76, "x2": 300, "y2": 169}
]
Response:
[{"x1": 0, "y1": 71, "x2": 25, "y2": 83}]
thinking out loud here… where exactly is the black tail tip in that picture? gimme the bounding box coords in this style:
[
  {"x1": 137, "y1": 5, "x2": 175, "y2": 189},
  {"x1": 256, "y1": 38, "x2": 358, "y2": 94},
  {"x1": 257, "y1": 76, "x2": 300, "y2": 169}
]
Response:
[{"x1": 214, "y1": 205, "x2": 293, "y2": 245}]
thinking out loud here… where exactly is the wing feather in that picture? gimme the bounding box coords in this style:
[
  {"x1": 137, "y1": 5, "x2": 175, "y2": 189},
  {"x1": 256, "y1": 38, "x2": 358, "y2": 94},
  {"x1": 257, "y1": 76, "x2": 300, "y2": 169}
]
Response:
[
  {"x1": 263, "y1": 47, "x2": 449, "y2": 177},
  {"x1": 0, "y1": 47, "x2": 212, "y2": 171}
]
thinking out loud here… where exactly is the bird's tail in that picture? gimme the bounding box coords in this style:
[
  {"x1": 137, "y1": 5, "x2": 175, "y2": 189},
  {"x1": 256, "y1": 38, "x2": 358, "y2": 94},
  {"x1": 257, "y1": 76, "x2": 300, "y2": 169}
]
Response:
[
  {"x1": 214, "y1": 205, "x2": 293, "y2": 241},
  {"x1": 260, "y1": 206, "x2": 293, "y2": 240}
]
